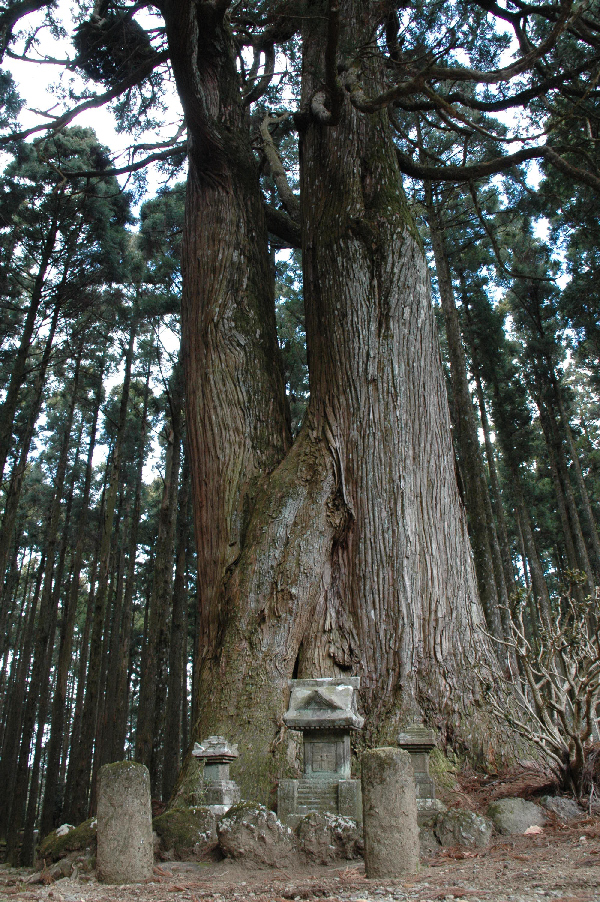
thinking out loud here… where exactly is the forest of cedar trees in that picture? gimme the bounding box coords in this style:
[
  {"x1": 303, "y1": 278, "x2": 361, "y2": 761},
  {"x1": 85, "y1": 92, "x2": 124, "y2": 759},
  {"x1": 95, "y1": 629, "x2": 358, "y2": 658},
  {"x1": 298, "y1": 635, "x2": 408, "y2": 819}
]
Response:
[{"x1": 0, "y1": 0, "x2": 600, "y2": 868}]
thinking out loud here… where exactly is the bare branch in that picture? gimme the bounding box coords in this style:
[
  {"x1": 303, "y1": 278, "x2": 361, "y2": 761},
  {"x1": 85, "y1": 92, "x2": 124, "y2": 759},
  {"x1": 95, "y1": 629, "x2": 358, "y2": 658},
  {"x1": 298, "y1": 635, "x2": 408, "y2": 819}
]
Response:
[
  {"x1": 0, "y1": 50, "x2": 169, "y2": 146},
  {"x1": 264, "y1": 203, "x2": 301, "y2": 249},
  {"x1": 243, "y1": 44, "x2": 275, "y2": 106},
  {"x1": 260, "y1": 112, "x2": 299, "y2": 220},
  {"x1": 395, "y1": 144, "x2": 546, "y2": 182},
  {"x1": 55, "y1": 143, "x2": 187, "y2": 180}
]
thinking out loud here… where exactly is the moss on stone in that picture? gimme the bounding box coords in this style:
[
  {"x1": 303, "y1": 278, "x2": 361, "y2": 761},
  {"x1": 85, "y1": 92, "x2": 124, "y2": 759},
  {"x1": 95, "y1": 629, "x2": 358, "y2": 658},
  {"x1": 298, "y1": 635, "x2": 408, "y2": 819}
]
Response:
[
  {"x1": 153, "y1": 806, "x2": 217, "y2": 859},
  {"x1": 429, "y1": 748, "x2": 460, "y2": 792},
  {"x1": 222, "y1": 800, "x2": 268, "y2": 818},
  {"x1": 38, "y1": 818, "x2": 97, "y2": 863}
]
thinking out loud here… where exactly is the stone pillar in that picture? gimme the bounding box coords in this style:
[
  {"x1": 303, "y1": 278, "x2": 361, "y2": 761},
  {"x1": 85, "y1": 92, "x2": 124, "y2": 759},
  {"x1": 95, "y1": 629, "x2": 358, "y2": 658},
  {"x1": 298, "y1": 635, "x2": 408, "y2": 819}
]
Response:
[
  {"x1": 361, "y1": 747, "x2": 419, "y2": 879},
  {"x1": 192, "y1": 736, "x2": 241, "y2": 811},
  {"x1": 277, "y1": 779, "x2": 298, "y2": 824},
  {"x1": 397, "y1": 724, "x2": 438, "y2": 810},
  {"x1": 97, "y1": 762, "x2": 153, "y2": 884}
]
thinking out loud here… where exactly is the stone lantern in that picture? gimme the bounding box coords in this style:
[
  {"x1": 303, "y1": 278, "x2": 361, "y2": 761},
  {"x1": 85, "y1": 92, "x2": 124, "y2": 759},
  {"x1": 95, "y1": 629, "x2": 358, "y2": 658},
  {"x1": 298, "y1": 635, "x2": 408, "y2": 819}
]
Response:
[
  {"x1": 277, "y1": 678, "x2": 364, "y2": 827},
  {"x1": 396, "y1": 723, "x2": 440, "y2": 811},
  {"x1": 192, "y1": 735, "x2": 241, "y2": 811}
]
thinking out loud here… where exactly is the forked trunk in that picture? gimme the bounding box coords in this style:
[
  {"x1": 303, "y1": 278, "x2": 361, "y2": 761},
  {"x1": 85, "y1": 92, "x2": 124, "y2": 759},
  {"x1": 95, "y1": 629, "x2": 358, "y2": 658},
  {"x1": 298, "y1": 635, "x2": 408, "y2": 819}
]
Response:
[{"x1": 170, "y1": 0, "x2": 496, "y2": 806}]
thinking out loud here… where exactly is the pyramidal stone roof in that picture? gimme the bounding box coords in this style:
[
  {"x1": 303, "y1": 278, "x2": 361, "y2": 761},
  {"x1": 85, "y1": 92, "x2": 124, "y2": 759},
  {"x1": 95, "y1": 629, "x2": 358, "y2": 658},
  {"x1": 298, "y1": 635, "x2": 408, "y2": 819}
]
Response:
[{"x1": 283, "y1": 677, "x2": 364, "y2": 731}]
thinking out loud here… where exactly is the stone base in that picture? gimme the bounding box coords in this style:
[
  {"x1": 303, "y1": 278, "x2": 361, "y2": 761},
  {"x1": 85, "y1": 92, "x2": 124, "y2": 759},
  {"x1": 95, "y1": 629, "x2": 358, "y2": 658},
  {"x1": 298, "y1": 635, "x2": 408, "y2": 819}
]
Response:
[
  {"x1": 417, "y1": 798, "x2": 445, "y2": 817},
  {"x1": 277, "y1": 778, "x2": 362, "y2": 828},
  {"x1": 414, "y1": 774, "x2": 437, "y2": 802},
  {"x1": 203, "y1": 780, "x2": 241, "y2": 808},
  {"x1": 207, "y1": 804, "x2": 230, "y2": 817}
]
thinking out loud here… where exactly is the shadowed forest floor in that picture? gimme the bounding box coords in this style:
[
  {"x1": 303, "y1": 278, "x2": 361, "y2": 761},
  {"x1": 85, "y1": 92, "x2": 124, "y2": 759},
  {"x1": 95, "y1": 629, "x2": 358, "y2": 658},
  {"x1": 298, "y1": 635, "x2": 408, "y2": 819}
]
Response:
[
  {"x1": 1, "y1": 815, "x2": 600, "y2": 902},
  {"x1": 2, "y1": 769, "x2": 600, "y2": 902}
]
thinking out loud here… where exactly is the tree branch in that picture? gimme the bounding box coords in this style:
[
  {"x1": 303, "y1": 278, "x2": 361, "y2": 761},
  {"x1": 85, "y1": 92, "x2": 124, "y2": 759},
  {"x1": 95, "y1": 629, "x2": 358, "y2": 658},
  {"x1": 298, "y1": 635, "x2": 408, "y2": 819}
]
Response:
[
  {"x1": 0, "y1": 50, "x2": 169, "y2": 146},
  {"x1": 260, "y1": 112, "x2": 299, "y2": 220},
  {"x1": 309, "y1": 0, "x2": 343, "y2": 125},
  {"x1": 348, "y1": 0, "x2": 576, "y2": 116},
  {"x1": 243, "y1": 44, "x2": 275, "y2": 106},
  {"x1": 545, "y1": 145, "x2": 600, "y2": 192},
  {"x1": 55, "y1": 143, "x2": 187, "y2": 180},
  {"x1": 263, "y1": 203, "x2": 301, "y2": 248},
  {"x1": 0, "y1": 0, "x2": 49, "y2": 60},
  {"x1": 395, "y1": 144, "x2": 546, "y2": 182}
]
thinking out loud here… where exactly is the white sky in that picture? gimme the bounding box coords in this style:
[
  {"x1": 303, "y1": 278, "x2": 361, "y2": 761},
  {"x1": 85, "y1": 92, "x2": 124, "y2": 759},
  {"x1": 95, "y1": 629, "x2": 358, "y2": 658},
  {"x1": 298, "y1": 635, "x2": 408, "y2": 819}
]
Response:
[
  {"x1": 5, "y1": 2, "x2": 570, "y2": 478},
  {"x1": 6, "y1": 5, "x2": 184, "y2": 483},
  {"x1": 7, "y1": 2, "x2": 184, "y2": 209}
]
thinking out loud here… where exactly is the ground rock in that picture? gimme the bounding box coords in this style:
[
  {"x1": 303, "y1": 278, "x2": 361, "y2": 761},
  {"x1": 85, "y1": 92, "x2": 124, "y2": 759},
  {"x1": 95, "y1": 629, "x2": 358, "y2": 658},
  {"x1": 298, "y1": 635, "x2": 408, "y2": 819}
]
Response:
[
  {"x1": 434, "y1": 809, "x2": 492, "y2": 849},
  {"x1": 487, "y1": 797, "x2": 546, "y2": 834},
  {"x1": 217, "y1": 803, "x2": 295, "y2": 868},
  {"x1": 539, "y1": 795, "x2": 583, "y2": 821},
  {"x1": 418, "y1": 814, "x2": 442, "y2": 857},
  {"x1": 38, "y1": 819, "x2": 97, "y2": 865},
  {"x1": 153, "y1": 806, "x2": 218, "y2": 860},
  {"x1": 295, "y1": 812, "x2": 363, "y2": 864}
]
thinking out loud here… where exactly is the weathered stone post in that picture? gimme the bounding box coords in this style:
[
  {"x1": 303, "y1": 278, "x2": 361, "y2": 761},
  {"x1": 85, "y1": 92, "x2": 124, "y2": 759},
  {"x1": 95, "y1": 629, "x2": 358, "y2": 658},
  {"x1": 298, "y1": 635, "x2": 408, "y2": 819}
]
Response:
[
  {"x1": 397, "y1": 723, "x2": 441, "y2": 813},
  {"x1": 192, "y1": 736, "x2": 241, "y2": 813},
  {"x1": 361, "y1": 747, "x2": 419, "y2": 878},
  {"x1": 97, "y1": 761, "x2": 153, "y2": 884}
]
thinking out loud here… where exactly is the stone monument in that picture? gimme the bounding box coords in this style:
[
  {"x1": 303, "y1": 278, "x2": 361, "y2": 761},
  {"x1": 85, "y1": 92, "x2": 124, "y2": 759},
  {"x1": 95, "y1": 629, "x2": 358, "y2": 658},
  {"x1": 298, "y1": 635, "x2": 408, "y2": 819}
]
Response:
[
  {"x1": 396, "y1": 723, "x2": 442, "y2": 812},
  {"x1": 192, "y1": 735, "x2": 241, "y2": 812},
  {"x1": 96, "y1": 761, "x2": 153, "y2": 884},
  {"x1": 361, "y1": 747, "x2": 419, "y2": 878},
  {"x1": 277, "y1": 677, "x2": 364, "y2": 827}
]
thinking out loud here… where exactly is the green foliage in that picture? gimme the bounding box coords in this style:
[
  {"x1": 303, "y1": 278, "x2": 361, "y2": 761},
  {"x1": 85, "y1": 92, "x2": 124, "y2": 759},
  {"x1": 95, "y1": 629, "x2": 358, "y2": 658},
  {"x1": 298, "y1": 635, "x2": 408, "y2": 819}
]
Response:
[
  {"x1": 0, "y1": 70, "x2": 22, "y2": 132},
  {"x1": 138, "y1": 182, "x2": 185, "y2": 317}
]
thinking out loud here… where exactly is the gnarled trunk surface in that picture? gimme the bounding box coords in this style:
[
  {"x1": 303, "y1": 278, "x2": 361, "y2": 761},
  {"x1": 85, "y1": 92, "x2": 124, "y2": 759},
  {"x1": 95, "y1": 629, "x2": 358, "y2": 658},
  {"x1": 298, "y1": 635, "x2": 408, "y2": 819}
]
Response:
[{"x1": 168, "y1": 0, "x2": 495, "y2": 806}]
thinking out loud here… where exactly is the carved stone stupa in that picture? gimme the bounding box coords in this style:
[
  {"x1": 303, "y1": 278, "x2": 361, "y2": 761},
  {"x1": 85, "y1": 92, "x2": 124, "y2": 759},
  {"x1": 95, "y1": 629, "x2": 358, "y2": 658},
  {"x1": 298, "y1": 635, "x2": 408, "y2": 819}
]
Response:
[
  {"x1": 192, "y1": 735, "x2": 241, "y2": 811},
  {"x1": 277, "y1": 678, "x2": 364, "y2": 827}
]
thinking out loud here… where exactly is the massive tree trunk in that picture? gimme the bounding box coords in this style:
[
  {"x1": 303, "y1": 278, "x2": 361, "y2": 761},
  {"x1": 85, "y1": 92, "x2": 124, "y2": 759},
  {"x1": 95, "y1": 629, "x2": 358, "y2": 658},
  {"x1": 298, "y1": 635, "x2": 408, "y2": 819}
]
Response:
[
  {"x1": 425, "y1": 189, "x2": 504, "y2": 646},
  {"x1": 168, "y1": 0, "x2": 495, "y2": 807}
]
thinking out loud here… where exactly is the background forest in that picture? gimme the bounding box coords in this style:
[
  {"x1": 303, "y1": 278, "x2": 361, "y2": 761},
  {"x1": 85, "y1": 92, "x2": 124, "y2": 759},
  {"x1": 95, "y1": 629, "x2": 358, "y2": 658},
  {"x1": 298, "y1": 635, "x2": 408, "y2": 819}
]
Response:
[{"x1": 0, "y1": 0, "x2": 600, "y2": 871}]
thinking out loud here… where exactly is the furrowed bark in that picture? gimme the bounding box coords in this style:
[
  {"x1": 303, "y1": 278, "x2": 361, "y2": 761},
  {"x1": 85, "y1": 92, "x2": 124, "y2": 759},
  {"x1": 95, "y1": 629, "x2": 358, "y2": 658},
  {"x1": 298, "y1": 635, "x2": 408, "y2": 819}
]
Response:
[
  {"x1": 170, "y1": 0, "x2": 499, "y2": 804},
  {"x1": 298, "y1": 0, "x2": 490, "y2": 738},
  {"x1": 425, "y1": 191, "x2": 504, "y2": 647}
]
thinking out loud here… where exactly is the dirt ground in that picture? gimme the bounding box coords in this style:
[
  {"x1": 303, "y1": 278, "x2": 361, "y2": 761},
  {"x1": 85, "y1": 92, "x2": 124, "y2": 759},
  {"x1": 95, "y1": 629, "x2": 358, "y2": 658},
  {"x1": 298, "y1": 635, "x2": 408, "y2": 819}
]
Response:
[{"x1": 2, "y1": 770, "x2": 600, "y2": 902}]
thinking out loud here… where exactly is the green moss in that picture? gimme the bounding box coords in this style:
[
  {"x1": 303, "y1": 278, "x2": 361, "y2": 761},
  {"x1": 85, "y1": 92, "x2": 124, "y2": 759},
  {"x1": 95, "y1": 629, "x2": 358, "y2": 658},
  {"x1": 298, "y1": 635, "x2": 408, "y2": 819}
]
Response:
[
  {"x1": 429, "y1": 747, "x2": 460, "y2": 792},
  {"x1": 38, "y1": 818, "x2": 97, "y2": 863},
  {"x1": 153, "y1": 806, "x2": 216, "y2": 859},
  {"x1": 171, "y1": 758, "x2": 206, "y2": 808},
  {"x1": 223, "y1": 801, "x2": 267, "y2": 817}
]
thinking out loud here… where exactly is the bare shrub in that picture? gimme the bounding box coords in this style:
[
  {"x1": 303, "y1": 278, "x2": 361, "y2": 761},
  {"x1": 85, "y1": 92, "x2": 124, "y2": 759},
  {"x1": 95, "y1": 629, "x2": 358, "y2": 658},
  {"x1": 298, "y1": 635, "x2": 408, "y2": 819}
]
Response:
[{"x1": 480, "y1": 572, "x2": 600, "y2": 798}]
